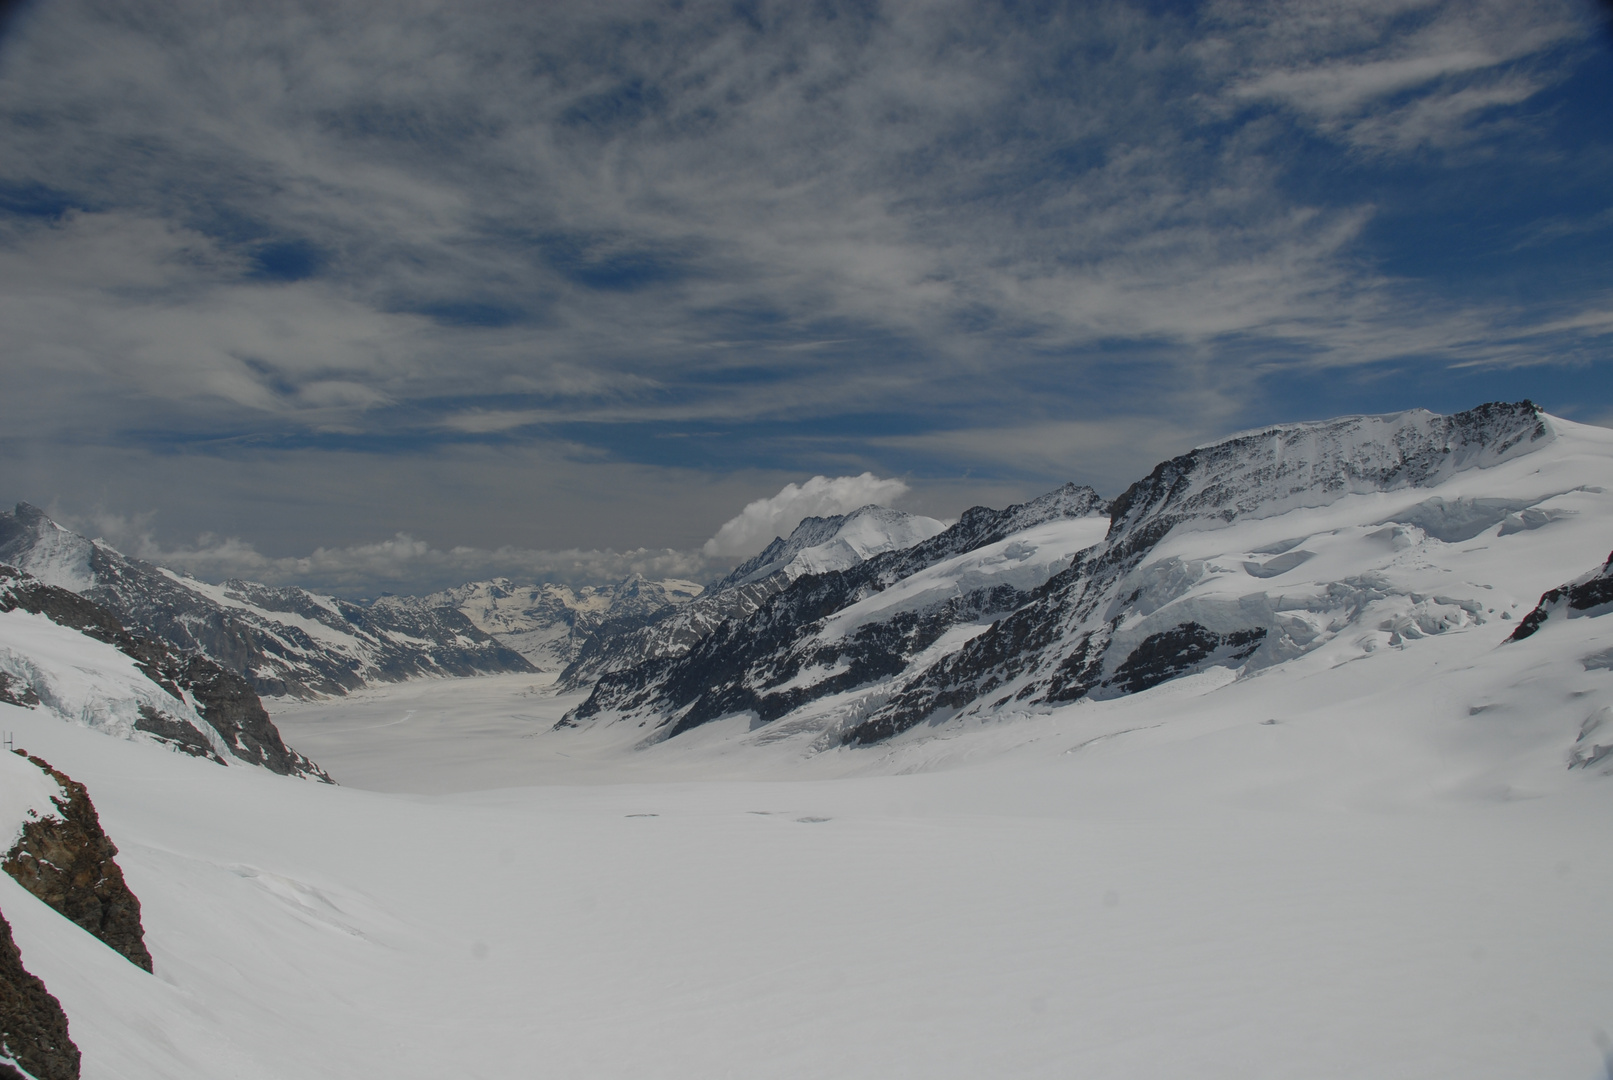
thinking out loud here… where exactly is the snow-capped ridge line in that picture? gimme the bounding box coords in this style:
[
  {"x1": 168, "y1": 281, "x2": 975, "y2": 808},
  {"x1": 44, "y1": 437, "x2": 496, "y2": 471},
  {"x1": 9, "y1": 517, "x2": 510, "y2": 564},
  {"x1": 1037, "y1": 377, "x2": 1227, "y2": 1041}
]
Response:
[
  {"x1": 0, "y1": 505, "x2": 536, "y2": 700},
  {"x1": 0, "y1": 564, "x2": 331, "y2": 780},
  {"x1": 559, "y1": 483, "x2": 1109, "y2": 731}
]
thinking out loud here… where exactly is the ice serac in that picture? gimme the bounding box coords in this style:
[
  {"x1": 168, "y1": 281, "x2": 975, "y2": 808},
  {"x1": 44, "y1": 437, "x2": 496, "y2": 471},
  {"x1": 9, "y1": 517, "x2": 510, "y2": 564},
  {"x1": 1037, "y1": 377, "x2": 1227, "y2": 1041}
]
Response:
[
  {"x1": 0, "y1": 904, "x2": 78, "y2": 1080},
  {"x1": 844, "y1": 401, "x2": 1553, "y2": 743},
  {"x1": 0, "y1": 566, "x2": 332, "y2": 781},
  {"x1": 4, "y1": 754, "x2": 153, "y2": 973},
  {"x1": 0, "y1": 506, "x2": 535, "y2": 699},
  {"x1": 561, "y1": 484, "x2": 1109, "y2": 734},
  {"x1": 556, "y1": 505, "x2": 951, "y2": 692}
]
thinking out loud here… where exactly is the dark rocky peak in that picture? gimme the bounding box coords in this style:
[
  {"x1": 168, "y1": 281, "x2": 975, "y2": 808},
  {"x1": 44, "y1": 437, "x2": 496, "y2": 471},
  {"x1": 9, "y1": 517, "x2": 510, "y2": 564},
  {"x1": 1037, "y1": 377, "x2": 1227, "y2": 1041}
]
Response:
[
  {"x1": 1509, "y1": 550, "x2": 1613, "y2": 642},
  {"x1": 1106, "y1": 401, "x2": 1551, "y2": 554}
]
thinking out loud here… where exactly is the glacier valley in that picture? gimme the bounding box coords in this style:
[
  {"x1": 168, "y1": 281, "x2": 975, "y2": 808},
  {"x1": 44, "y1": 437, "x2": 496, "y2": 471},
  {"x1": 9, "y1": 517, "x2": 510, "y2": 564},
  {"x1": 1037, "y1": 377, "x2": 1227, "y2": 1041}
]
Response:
[{"x1": 1, "y1": 402, "x2": 1611, "y2": 1080}]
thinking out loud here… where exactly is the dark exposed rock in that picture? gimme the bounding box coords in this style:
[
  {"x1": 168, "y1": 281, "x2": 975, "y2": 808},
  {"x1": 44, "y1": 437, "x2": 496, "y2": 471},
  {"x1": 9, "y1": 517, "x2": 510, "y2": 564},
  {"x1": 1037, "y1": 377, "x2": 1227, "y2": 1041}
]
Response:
[
  {"x1": 1104, "y1": 624, "x2": 1266, "y2": 696},
  {"x1": 134, "y1": 705, "x2": 224, "y2": 764},
  {"x1": 1509, "y1": 551, "x2": 1613, "y2": 642},
  {"x1": 0, "y1": 904, "x2": 79, "y2": 1080},
  {"x1": 0, "y1": 674, "x2": 38, "y2": 709},
  {"x1": 4, "y1": 753, "x2": 153, "y2": 973},
  {"x1": 0, "y1": 566, "x2": 331, "y2": 781}
]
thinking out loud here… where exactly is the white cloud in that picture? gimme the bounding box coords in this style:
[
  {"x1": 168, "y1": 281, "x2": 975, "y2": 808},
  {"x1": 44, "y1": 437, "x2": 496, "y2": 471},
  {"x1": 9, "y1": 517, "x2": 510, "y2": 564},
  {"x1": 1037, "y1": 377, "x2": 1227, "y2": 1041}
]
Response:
[{"x1": 702, "y1": 473, "x2": 911, "y2": 557}]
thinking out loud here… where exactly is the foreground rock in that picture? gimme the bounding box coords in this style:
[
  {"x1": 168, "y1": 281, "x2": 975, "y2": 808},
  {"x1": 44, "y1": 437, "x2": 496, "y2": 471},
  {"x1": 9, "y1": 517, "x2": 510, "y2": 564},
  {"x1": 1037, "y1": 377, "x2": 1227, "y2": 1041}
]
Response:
[
  {"x1": 0, "y1": 904, "x2": 79, "y2": 1080},
  {"x1": 4, "y1": 754, "x2": 153, "y2": 973}
]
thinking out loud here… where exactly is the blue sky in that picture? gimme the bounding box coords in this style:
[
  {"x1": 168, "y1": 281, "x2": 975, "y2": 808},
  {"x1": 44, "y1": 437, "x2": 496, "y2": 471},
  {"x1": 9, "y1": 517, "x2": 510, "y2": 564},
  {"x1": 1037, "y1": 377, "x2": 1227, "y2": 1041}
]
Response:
[{"x1": 1, "y1": 0, "x2": 1610, "y2": 594}]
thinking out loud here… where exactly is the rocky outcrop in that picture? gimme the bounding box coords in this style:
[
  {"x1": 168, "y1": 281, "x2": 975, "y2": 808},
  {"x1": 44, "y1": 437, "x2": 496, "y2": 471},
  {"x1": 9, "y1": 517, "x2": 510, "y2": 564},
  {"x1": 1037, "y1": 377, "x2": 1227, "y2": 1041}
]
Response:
[
  {"x1": 3, "y1": 754, "x2": 153, "y2": 973},
  {"x1": 1509, "y1": 550, "x2": 1613, "y2": 642},
  {"x1": 0, "y1": 904, "x2": 79, "y2": 1080},
  {"x1": 0, "y1": 566, "x2": 332, "y2": 781}
]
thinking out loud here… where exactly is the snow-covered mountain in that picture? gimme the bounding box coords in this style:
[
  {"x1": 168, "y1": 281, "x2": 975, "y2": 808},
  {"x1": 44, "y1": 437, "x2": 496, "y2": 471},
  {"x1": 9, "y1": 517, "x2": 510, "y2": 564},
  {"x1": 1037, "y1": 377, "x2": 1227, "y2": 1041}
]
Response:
[
  {"x1": 712, "y1": 505, "x2": 948, "y2": 590},
  {"x1": 559, "y1": 402, "x2": 1613, "y2": 752},
  {"x1": 557, "y1": 503, "x2": 956, "y2": 690},
  {"x1": 421, "y1": 575, "x2": 703, "y2": 671},
  {"x1": 562, "y1": 483, "x2": 1109, "y2": 724},
  {"x1": 2, "y1": 401, "x2": 1611, "y2": 1080},
  {"x1": 0, "y1": 565, "x2": 327, "y2": 780},
  {"x1": 0, "y1": 505, "x2": 534, "y2": 699}
]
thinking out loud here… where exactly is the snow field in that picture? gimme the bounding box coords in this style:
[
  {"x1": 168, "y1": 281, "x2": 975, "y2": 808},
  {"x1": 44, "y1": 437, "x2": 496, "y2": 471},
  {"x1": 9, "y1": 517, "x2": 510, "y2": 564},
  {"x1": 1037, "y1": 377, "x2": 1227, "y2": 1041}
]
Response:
[{"x1": 6, "y1": 577, "x2": 1613, "y2": 1080}]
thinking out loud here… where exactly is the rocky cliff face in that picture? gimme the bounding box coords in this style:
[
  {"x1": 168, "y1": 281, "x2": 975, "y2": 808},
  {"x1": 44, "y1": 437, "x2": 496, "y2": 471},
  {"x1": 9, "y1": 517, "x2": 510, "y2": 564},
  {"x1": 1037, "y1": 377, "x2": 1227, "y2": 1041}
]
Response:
[
  {"x1": 0, "y1": 506, "x2": 535, "y2": 700},
  {"x1": 843, "y1": 401, "x2": 1553, "y2": 743},
  {"x1": 0, "y1": 566, "x2": 331, "y2": 781},
  {"x1": 556, "y1": 506, "x2": 955, "y2": 692},
  {"x1": 0, "y1": 904, "x2": 79, "y2": 1080},
  {"x1": 4, "y1": 754, "x2": 152, "y2": 973},
  {"x1": 562, "y1": 483, "x2": 1109, "y2": 734},
  {"x1": 557, "y1": 403, "x2": 1563, "y2": 750}
]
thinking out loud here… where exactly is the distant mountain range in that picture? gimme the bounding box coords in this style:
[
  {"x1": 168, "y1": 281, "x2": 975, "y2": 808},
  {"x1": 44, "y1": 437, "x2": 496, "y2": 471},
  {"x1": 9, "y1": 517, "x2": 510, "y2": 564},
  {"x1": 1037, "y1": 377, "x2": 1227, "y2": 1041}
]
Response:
[
  {"x1": 4, "y1": 399, "x2": 1608, "y2": 767},
  {"x1": 558, "y1": 401, "x2": 1613, "y2": 752},
  {"x1": 0, "y1": 504, "x2": 536, "y2": 699}
]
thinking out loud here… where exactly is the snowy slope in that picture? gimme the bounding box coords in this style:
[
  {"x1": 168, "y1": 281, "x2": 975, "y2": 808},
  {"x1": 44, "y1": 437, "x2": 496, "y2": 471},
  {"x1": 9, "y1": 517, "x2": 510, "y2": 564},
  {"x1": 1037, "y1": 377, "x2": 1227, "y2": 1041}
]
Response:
[
  {"x1": 0, "y1": 505, "x2": 534, "y2": 699},
  {"x1": 4, "y1": 550, "x2": 1612, "y2": 1079}
]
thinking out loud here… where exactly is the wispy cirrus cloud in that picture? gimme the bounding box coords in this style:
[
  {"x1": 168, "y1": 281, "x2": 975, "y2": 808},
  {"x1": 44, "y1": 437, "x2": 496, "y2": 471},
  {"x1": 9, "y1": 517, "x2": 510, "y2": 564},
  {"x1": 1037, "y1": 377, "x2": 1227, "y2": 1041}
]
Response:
[{"x1": 1, "y1": 0, "x2": 1608, "y2": 591}]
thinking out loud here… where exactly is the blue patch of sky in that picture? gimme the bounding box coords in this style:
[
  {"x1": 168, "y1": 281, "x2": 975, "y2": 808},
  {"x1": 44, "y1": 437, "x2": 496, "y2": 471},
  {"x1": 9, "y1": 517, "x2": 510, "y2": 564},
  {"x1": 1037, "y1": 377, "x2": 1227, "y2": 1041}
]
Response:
[
  {"x1": 1261, "y1": 52, "x2": 1613, "y2": 309},
  {"x1": 247, "y1": 238, "x2": 325, "y2": 283},
  {"x1": 0, "y1": 178, "x2": 91, "y2": 219},
  {"x1": 558, "y1": 78, "x2": 666, "y2": 135},
  {"x1": 538, "y1": 230, "x2": 691, "y2": 292},
  {"x1": 406, "y1": 300, "x2": 530, "y2": 328}
]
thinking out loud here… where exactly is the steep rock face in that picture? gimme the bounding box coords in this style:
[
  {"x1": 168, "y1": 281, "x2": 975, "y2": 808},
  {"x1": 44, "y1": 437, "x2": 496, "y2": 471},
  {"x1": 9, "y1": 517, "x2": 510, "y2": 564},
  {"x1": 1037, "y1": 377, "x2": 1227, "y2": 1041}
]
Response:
[
  {"x1": 558, "y1": 505, "x2": 950, "y2": 691},
  {"x1": 557, "y1": 578, "x2": 790, "y2": 692},
  {"x1": 0, "y1": 566, "x2": 331, "y2": 780},
  {"x1": 1509, "y1": 551, "x2": 1613, "y2": 642},
  {"x1": 844, "y1": 401, "x2": 1553, "y2": 743},
  {"x1": 0, "y1": 906, "x2": 79, "y2": 1080},
  {"x1": 0, "y1": 506, "x2": 534, "y2": 700},
  {"x1": 562, "y1": 484, "x2": 1108, "y2": 732},
  {"x1": 422, "y1": 576, "x2": 702, "y2": 671},
  {"x1": 3, "y1": 754, "x2": 152, "y2": 973}
]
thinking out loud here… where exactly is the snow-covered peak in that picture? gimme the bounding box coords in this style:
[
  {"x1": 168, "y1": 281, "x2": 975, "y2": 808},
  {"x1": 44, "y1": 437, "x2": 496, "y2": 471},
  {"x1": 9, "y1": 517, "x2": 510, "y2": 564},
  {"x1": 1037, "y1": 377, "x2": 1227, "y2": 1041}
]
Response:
[
  {"x1": 0, "y1": 502, "x2": 97, "y2": 592},
  {"x1": 715, "y1": 505, "x2": 948, "y2": 591},
  {"x1": 1111, "y1": 401, "x2": 1553, "y2": 544}
]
